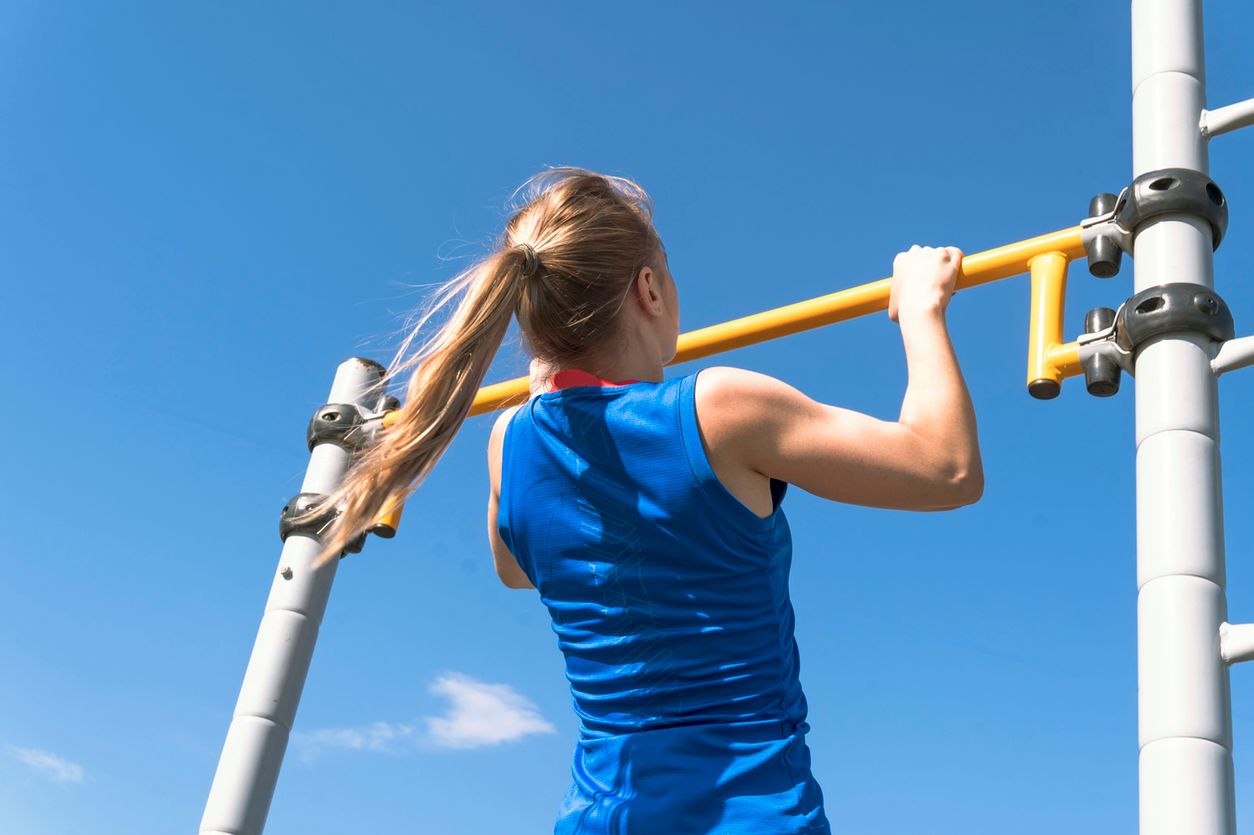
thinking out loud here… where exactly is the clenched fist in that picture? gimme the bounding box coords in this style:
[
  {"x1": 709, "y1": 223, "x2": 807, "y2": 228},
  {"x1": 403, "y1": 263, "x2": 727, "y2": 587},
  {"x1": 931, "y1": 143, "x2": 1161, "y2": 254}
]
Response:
[{"x1": 888, "y1": 245, "x2": 964, "y2": 324}]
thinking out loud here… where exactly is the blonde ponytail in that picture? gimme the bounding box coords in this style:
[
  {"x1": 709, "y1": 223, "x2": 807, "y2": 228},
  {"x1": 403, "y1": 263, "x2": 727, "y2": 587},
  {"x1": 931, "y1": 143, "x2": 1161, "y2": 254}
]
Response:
[{"x1": 309, "y1": 166, "x2": 661, "y2": 564}]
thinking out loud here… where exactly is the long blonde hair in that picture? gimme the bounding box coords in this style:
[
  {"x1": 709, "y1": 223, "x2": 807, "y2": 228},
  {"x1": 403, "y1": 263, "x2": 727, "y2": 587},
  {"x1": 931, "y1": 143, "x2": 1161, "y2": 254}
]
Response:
[{"x1": 312, "y1": 166, "x2": 663, "y2": 562}]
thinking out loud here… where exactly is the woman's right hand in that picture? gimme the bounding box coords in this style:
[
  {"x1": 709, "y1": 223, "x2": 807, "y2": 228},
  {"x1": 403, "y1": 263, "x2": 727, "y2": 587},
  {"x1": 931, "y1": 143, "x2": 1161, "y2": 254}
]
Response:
[{"x1": 888, "y1": 245, "x2": 963, "y2": 324}]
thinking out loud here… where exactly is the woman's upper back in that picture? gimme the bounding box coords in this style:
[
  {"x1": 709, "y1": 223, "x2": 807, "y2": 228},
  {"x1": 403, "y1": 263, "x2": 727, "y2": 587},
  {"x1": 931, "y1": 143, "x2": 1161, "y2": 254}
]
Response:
[{"x1": 495, "y1": 369, "x2": 808, "y2": 738}]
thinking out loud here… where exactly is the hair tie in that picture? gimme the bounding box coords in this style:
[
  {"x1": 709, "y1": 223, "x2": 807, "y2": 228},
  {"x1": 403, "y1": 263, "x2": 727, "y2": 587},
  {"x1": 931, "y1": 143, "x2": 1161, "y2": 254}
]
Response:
[{"x1": 515, "y1": 243, "x2": 540, "y2": 277}]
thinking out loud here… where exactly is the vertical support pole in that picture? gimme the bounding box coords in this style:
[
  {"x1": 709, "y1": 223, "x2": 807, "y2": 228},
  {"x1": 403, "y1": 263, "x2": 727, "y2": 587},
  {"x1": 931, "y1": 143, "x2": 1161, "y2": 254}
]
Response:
[
  {"x1": 200, "y1": 358, "x2": 385, "y2": 835},
  {"x1": 1131, "y1": 2, "x2": 1235, "y2": 833}
]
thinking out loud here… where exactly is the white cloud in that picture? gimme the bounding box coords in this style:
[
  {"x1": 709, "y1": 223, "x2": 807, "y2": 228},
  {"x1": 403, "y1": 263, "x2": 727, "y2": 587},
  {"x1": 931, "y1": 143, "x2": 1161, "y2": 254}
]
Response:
[
  {"x1": 423, "y1": 672, "x2": 556, "y2": 750},
  {"x1": 293, "y1": 672, "x2": 555, "y2": 760},
  {"x1": 293, "y1": 721, "x2": 417, "y2": 759},
  {"x1": 7, "y1": 746, "x2": 85, "y2": 784}
]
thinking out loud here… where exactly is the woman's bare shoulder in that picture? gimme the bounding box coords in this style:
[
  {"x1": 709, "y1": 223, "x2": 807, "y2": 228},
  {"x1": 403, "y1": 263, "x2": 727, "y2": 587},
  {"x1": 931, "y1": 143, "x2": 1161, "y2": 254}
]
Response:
[
  {"x1": 693, "y1": 366, "x2": 804, "y2": 431},
  {"x1": 486, "y1": 403, "x2": 525, "y2": 491},
  {"x1": 691, "y1": 365, "x2": 807, "y2": 456},
  {"x1": 694, "y1": 365, "x2": 787, "y2": 394},
  {"x1": 491, "y1": 402, "x2": 525, "y2": 435}
]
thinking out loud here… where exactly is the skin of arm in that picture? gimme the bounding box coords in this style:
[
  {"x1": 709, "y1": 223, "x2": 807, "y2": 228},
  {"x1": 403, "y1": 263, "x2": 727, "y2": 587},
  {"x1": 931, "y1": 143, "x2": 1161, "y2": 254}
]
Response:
[
  {"x1": 694, "y1": 246, "x2": 983, "y2": 512},
  {"x1": 487, "y1": 404, "x2": 535, "y2": 589},
  {"x1": 486, "y1": 357, "x2": 558, "y2": 589},
  {"x1": 889, "y1": 245, "x2": 982, "y2": 502}
]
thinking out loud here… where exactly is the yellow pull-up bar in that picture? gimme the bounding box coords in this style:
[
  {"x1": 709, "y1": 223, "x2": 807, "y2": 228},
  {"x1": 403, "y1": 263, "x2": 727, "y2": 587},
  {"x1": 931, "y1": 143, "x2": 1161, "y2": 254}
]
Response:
[
  {"x1": 468, "y1": 225, "x2": 1088, "y2": 417},
  {"x1": 372, "y1": 224, "x2": 1089, "y2": 537}
]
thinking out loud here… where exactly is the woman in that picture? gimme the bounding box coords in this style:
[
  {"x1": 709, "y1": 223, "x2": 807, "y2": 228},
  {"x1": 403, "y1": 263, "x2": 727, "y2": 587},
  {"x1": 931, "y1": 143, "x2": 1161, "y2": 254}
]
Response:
[{"x1": 322, "y1": 167, "x2": 982, "y2": 833}]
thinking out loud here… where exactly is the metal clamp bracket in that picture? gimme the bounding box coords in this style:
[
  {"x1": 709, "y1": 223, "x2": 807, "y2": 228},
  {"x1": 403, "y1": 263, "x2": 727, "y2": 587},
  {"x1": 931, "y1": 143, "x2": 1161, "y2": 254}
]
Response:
[
  {"x1": 278, "y1": 492, "x2": 364, "y2": 555},
  {"x1": 1080, "y1": 169, "x2": 1229, "y2": 278},
  {"x1": 307, "y1": 403, "x2": 374, "y2": 452},
  {"x1": 1114, "y1": 283, "x2": 1234, "y2": 352},
  {"x1": 291, "y1": 392, "x2": 406, "y2": 552},
  {"x1": 1074, "y1": 284, "x2": 1235, "y2": 396},
  {"x1": 306, "y1": 390, "x2": 398, "y2": 453},
  {"x1": 279, "y1": 492, "x2": 334, "y2": 541}
]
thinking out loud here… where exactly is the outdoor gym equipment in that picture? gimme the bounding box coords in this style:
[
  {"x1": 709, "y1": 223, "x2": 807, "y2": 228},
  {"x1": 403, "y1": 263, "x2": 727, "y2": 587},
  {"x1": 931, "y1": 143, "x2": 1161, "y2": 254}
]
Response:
[{"x1": 200, "y1": 2, "x2": 1254, "y2": 832}]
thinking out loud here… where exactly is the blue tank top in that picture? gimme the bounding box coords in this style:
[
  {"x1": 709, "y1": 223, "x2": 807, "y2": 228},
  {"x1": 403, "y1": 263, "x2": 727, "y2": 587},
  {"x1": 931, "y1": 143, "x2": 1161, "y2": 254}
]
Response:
[{"x1": 498, "y1": 368, "x2": 830, "y2": 834}]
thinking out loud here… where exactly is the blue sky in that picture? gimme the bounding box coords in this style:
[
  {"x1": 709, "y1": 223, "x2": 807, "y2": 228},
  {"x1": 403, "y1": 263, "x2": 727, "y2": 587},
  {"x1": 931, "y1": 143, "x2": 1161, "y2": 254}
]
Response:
[{"x1": 2, "y1": 2, "x2": 1254, "y2": 833}]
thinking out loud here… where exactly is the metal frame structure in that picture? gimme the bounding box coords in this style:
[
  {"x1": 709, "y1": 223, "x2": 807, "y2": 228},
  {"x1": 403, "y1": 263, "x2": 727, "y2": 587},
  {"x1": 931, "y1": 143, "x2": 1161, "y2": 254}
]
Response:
[
  {"x1": 200, "y1": 1, "x2": 1254, "y2": 832},
  {"x1": 1133, "y1": 2, "x2": 1236, "y2": 831},
  {"x1": 200, "y1": 359, "x2": 387, "y2": 835}
]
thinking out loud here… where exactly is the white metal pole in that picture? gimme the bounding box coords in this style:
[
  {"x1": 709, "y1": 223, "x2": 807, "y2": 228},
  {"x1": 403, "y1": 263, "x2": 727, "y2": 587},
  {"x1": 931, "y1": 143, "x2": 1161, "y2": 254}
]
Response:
[
  {"x1": 200, "y1": 357, "x2": 385, "y2": 835},
  {"x1": 1131, "y1": 2, "x2": 1235, "y2": 833},
  {"x1": 1201, "y1": 97, "x2": 1254, "y2": 138}
]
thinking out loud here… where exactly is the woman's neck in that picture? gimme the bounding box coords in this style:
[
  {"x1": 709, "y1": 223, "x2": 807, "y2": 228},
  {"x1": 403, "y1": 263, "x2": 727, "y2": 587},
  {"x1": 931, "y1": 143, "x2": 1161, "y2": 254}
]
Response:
[{"x1": 554, "y1": 331, "x2": 667, "y2": 383}]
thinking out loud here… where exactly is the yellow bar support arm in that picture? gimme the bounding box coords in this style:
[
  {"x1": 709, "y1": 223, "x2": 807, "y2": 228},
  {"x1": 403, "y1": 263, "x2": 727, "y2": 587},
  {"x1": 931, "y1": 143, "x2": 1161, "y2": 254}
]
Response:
[
  {"x1": 1026, "y1": 251, "x2": 1075, "y2": 399},
  {"x1": 370, "y1": 494, "x2": 405, "y2": 538},
  {"x1": 366, "y1": 413, "x2": 407, "y2": 536}
]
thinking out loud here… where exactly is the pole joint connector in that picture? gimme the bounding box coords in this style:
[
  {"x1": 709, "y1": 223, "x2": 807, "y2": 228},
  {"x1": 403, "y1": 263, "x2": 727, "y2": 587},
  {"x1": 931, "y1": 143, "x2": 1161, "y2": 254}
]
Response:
[
  {"x1": 1074, "y1": 284, "x2": 1235, "y2": 396},
  {"x1": 1115, "y1": 284, "x2": 1234, "y2": 351},
  {"x1": 1080, "y1": 169, "x2": 1229, "y2": 279},
  {"x1": 284, "y1": 392, "x2": 406, "y2": 555},
  {"x1": 307, "y1": 396, "x2": 399, "y2": 453},
  {"x1": 278, "y1": 492, "x2": 366, "y2": 555}
]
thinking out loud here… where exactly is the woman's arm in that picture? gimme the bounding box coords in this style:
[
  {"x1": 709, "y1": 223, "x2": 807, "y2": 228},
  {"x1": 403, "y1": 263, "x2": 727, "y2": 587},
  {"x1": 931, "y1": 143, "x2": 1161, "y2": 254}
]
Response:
[
  {"x1": 695, "y1": 246, "x2": 983, "y2": 512},
  {"x1": 487, "y1": 404, "x2": 535, "y2": 589},
  {"x1": 485, "y1": 358, "x2": 556, "y2": 590}
]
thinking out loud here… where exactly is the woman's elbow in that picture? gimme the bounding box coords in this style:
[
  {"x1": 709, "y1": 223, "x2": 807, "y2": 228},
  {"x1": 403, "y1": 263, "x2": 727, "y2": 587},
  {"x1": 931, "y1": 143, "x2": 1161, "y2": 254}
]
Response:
[
  {"x1": 944, "y1": 461, "x2": 984, "y2": 507},
  {"x1": 920, "y1": 454, "x2": 983, "y2": 509}
]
